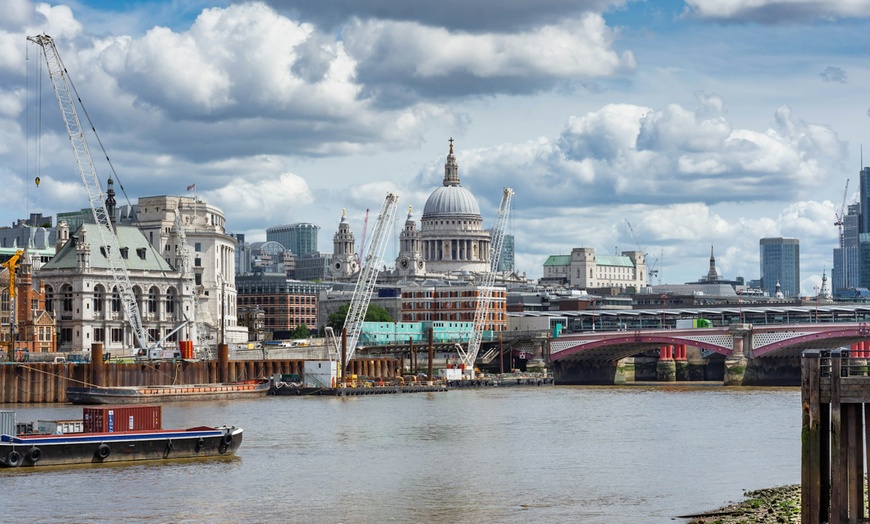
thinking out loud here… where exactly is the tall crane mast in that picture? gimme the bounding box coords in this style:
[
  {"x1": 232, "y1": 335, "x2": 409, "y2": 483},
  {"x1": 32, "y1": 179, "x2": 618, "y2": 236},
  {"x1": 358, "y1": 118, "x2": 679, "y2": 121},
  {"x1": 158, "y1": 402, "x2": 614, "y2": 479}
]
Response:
[
  {"x1": 343, "y1": 193, "x2": 400, "y2": 365},
  {"x1": 28, "y1": 34, "x2": 150, "y2": 352},
  {"x1": 834, "y1": 179, "x2": 849, "y2": 248},
  {"x1": 457, "y1": 187, "x2": 513, "y2": 375}
]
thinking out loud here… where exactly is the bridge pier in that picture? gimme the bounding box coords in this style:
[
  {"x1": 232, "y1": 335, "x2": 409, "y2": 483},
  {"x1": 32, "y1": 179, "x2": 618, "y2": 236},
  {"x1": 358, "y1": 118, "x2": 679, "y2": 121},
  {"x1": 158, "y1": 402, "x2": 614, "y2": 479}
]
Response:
[{"x1": 656, "y1": 345, "x2": 676, "y2": 382}]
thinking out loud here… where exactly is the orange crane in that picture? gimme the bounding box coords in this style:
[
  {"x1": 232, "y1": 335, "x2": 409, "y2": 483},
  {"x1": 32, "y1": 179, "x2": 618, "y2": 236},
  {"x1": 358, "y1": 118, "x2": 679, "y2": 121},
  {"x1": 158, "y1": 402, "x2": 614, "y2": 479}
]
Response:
[
  {"x1": 2, "y1": 250, "x2": 24, "y2": 360},
  {"x1": 834, "y1": 179, "x2": 849, "y2": 248}
]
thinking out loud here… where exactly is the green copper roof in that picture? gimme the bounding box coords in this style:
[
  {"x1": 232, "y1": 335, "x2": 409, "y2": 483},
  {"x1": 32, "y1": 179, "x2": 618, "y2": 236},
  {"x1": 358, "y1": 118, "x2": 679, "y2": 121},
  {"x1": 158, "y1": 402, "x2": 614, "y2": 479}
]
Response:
[
  {"x1": 595, "y1": 255, "x2": 635, "y2": 267},
  {"x1": 41, "y1": 222, "x2": 174, "y2": 272},
  {"x1": 543, "y1": 255, "x2": 571, "y2": 266}
]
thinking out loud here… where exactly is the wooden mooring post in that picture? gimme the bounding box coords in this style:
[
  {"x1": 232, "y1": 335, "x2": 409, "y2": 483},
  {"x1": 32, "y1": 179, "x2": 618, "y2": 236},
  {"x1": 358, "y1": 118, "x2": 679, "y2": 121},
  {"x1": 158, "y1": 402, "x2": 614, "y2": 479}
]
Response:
[{"x1": 802, "y1": 348, "x2": 870, "y2": 524}]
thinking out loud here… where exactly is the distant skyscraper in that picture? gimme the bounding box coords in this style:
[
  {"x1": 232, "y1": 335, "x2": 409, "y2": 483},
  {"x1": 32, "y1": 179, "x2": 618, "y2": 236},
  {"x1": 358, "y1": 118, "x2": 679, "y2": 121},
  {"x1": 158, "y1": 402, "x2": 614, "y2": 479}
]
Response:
[
  {"x1": 833, "y1": 203, "x2": 860, "y2": 295},
  {"x1": 496, "y1": 234, "x2": 515, "y2": 273},
  {"x1": 266, "y1": 223, "x2": 320, "y2": 256},
  {"x1": 760, "y1": 237, "x2": 800, "y2": 297},
  {"x1": 860, "y1": 167, "x2": 870, "y2": 234}
]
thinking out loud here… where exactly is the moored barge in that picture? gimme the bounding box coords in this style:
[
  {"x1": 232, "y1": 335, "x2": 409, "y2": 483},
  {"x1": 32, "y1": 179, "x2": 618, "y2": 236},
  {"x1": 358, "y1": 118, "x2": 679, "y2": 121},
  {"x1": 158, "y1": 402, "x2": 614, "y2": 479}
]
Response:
[
  {"x1": 0, "y1": 405, "x2": 242, "y2": 468},
  {"x1": 66, "y1": 379, "x2": 270, "y2": 405}
]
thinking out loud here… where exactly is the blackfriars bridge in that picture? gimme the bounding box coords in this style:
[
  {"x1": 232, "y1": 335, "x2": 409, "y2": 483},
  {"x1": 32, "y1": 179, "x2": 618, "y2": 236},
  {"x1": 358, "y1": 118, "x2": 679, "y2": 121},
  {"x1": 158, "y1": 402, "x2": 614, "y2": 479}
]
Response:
[{"x1": 549, "y1": 322, "x2": 870, "y2": 385}]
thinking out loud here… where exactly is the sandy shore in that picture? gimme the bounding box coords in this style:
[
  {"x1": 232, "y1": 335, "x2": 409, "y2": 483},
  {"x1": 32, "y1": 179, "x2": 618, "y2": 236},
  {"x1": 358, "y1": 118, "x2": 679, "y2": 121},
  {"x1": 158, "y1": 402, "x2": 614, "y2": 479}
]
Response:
[{"x1": 681, "y1": 485, "x2": 800, "y2": 523}]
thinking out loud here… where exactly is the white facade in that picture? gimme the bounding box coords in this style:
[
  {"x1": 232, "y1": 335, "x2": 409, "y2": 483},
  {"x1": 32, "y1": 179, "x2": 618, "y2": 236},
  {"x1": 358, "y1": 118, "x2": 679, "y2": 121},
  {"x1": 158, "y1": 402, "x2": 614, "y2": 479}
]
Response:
[
  {"x1": 37, "y1": 223, "x2": 194, "y2": 356},
  {"x1": 543, "y1": 247, "x2": 646, "y2": 290}
]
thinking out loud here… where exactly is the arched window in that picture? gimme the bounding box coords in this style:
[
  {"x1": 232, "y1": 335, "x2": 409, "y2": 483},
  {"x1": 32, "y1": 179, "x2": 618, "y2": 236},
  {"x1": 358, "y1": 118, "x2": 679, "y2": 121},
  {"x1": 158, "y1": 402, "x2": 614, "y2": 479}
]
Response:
[
  {"x1": 61, "y1": 284, "x2": 73, "y2": 313},
  {"x1": 94, "y1": 284, "x2": 104, "y2": 313},
  {"x1": 111, "y1": 286, "x2": 122, "y2": 314},
  {"x1": 45, "y1": 285, "x2": 54, "y2": 313},
  {"x1": 166, "y1": 287, "x2": 177, "y2": 316},
  {"x1": 148, "y1": 286, "x2": 159, "y2": 314}
]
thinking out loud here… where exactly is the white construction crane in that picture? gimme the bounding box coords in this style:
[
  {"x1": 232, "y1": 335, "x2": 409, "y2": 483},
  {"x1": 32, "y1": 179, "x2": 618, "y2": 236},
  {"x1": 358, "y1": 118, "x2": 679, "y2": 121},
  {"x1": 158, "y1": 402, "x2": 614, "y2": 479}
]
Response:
[
  {"x1": 28, "y1": 34, "x2": 150, "y2": 353},
  {"x1": 456, "y1": 187, "x2": 514, "y2": 377},
  {"x1": 834, "y1": 179, "x2": 849, "y2": 248},
  {"x1": 29, "y1": 34, "x2": 188, "y2": 357},
  {"x1": 342, "y1": 193, "x2": 400, "y2": 365}
]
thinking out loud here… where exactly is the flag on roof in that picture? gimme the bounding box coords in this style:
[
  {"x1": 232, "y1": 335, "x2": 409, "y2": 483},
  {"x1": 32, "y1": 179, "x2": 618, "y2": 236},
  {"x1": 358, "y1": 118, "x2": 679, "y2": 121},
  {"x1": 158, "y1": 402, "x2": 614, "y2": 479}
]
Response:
[{"x1": 186, "y1": 184, "x2": 196, "y2": 191}]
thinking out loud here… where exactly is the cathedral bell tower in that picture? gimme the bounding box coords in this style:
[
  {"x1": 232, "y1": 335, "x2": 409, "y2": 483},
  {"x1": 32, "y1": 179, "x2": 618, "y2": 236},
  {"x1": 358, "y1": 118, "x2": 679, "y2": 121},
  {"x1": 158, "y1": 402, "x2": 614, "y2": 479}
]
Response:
[
  {"x1": 396, "y1": 206, "x2": 425, "y2": 277},
  {"x1": 329, "y1": 209, "x2": 359, "y2": 279}
]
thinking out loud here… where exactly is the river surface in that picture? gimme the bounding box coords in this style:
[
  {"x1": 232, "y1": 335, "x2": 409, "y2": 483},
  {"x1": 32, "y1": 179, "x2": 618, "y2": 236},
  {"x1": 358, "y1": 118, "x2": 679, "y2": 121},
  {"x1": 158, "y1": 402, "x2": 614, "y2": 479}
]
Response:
[{"x1": 1, "y1": 385, "x2": 800, "y2": 524}]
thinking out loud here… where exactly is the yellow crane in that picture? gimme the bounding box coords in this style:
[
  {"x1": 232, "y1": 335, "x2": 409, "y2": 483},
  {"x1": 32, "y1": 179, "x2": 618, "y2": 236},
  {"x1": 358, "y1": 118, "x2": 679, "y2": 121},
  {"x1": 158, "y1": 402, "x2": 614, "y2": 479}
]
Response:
[{"x1": 2, "y1": 250, "x2": 24, "y2": 360}]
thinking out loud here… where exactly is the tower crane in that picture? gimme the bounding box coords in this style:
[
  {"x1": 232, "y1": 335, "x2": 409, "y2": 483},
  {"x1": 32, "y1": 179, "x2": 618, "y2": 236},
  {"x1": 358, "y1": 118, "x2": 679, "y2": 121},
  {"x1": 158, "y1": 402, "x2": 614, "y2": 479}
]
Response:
[
  {"x1": 28, "y1": 34, "x2": 153, "y2": 355},
  {"x1": 456, "y1": 187, "x2": 514, "y2": 377},
  {"x1": 834, "y1": 179, "x2": 849, "y2": 248},
  {"x1": 2, "y1": 250, "x2": 24, "y2": 360},
  {"x1": 342, "y1": 193, "x2": 400, "y2": 365}
]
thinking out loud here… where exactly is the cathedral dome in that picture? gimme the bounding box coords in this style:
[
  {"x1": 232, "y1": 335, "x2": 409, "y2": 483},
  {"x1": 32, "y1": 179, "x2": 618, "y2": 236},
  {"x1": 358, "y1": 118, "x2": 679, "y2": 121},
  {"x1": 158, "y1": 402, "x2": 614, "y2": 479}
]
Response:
[
  {"x1": 421, "y1": 138, "x2": 481, "y2": 219},
  {"x1": 422, "y1": 185, "x2": 480, "y2": 218}
]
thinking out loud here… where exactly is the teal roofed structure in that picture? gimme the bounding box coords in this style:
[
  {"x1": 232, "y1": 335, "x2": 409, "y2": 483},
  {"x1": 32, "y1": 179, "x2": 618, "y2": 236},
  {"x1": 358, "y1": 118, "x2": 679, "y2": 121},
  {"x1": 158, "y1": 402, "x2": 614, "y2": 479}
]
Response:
[
  {"x1": 41, "y1": 223, "x2": 174, "y2": 272},
  {"x1": 544, "y1": 255, "x2": 571, "y2": 266}
]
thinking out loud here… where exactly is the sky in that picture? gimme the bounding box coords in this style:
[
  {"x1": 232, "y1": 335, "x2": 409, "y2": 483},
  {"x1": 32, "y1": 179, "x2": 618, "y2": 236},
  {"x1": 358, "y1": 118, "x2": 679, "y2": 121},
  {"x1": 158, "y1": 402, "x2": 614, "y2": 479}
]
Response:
[{"x1": 1, "y1": 0, "x2": 869, "y2": 295}]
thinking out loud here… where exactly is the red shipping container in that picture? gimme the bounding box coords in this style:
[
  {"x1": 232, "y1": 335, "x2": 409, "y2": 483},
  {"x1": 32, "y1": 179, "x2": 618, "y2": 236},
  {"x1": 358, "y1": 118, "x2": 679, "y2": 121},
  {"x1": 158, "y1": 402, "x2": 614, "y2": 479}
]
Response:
[{"x1": 83, "y1": 405, "x2": 162, "y2": 433}]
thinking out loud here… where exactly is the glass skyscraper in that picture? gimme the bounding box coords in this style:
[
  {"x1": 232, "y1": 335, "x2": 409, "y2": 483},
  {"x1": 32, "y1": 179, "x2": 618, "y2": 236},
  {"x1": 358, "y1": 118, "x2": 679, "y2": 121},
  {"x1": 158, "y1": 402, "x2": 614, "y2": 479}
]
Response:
[{"x1": 759, "y1": 237, "x2": 800, "y2": 297}]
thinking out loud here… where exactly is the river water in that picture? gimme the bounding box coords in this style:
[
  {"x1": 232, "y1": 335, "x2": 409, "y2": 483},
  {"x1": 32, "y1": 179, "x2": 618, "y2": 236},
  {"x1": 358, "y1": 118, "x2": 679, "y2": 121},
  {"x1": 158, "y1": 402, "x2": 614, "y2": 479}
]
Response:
[{"x1": 1, "y1": 385, "x2": 799, "y2": 524}]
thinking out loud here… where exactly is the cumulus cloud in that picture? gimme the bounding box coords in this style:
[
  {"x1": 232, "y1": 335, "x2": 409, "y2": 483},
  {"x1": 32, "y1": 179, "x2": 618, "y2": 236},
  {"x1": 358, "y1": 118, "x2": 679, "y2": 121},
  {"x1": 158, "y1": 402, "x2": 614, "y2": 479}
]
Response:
[
  {"x1": 206, "y1": 171, "x2": 314, "y2": 225},
  {"x1": 684, "y1": 0, "x2": 870, "y2": 22},
  {"x1": 261, "y1": 0, "x2": 625, "y2": 32},
  {"x1": 344, "y1": 14, "x2": 635, "y2": 100},
  {"x1": 438, "y1": 94, "x2": 847, "y2": 212}
]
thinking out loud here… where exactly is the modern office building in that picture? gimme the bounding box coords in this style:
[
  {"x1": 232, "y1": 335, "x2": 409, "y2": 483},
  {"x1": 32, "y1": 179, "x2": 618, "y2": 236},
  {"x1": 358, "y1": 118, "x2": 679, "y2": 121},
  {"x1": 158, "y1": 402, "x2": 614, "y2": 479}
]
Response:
[
  {"x1": 860, "y1": 167, "x2": 870, "y2": 234},
  {"x1": 759, "y1": 237, "x2": 800, "y2": 297},
  {"x1": 235, "y1": 274, "x2": 329, "y2": 335},
  {"x1": 497, "y1": 234, "x2": 515, "y2": 273},
  {"x1": 266, "y1": 223, "x2": 320, "y2": 256},
  {"x1": 833, "y1": 203, "x2": 861, "y2": 295}
]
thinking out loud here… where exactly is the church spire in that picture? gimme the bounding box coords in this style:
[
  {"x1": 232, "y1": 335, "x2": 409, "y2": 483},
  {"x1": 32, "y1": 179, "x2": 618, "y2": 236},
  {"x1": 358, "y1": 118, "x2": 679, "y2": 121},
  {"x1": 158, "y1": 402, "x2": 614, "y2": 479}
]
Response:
[
  {"x1": 443, "y1": 137, "x2": 460, "y2": 187},
  {"x1": 706, "y1": 244, "x2": 719, "y2": 282},
  {"x1": 105, "y1": 176, "x2": 117, "y2": 224}
]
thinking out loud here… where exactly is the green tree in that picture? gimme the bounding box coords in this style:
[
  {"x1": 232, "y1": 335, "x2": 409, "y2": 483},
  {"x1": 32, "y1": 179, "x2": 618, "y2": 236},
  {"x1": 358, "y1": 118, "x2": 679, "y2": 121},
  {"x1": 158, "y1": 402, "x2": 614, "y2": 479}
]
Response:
[
  {"x1": 326, "y1": 303, "x2": 393, "y2": 332},
  {"x1": 290, "y1": 324, "x2": 310, "y2": 339}
]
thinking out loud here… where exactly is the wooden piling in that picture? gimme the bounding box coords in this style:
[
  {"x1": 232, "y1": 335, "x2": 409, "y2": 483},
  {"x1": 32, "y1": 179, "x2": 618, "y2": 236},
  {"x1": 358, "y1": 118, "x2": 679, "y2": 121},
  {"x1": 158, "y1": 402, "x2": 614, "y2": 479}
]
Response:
[{"x1": 802, "y1": 348, "x2": 870, "y2": 524}]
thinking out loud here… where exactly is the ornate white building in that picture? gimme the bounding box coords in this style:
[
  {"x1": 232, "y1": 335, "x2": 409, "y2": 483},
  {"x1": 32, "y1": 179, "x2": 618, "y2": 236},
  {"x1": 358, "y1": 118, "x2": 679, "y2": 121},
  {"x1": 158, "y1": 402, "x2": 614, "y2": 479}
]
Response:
[
  {"x1": 542, "y1": 247, "x2": 647, "y2": 290},
  {"x1": 129, "y1": 195, "x2": 245, "y2": 346},
  {"x1": 38, "y1": 221, "x2": 190, "y2": 356}
]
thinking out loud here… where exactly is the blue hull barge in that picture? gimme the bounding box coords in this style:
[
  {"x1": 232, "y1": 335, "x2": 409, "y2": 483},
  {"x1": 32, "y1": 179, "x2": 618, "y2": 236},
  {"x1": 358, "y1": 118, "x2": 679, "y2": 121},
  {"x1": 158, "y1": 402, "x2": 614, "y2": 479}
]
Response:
[{"x1": 0, "y1": 406, "x2": 242, "y2": 468}]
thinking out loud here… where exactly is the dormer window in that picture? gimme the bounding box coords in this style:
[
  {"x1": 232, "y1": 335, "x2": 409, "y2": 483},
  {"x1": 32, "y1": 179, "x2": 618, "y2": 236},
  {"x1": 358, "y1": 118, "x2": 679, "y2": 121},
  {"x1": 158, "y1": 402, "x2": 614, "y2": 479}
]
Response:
[
  {"x1": 120, "y1": 247, "x2": 128, "y2": 259},
  {"x1": 137, "y1": 248, "x2": 147, "y2": 260}
]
